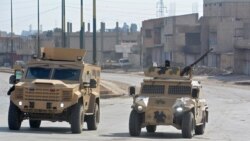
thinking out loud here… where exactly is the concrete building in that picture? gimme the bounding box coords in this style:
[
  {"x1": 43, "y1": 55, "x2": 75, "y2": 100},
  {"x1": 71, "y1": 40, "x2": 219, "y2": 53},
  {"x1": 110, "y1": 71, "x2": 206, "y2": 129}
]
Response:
[
  {"x1": 204, "y1": 0, "x2": 250, "y2": 19},
  {"x1": 164, "y1": 14, "x2": 201, "y2": 66},
  {"x1": 142, "y1": 18, "x2": 165, "y2": 67},
  {"x1": 202, "y1": 0, "x2": 250, "y2": 74},
  {"x1": 234, "y1": 21, "x2": 250, "y2": 75},
  {"x1": 0, "y1": 36, "x2": 36, "y2": 66},
  {"x1": 0, "y1": 31, "x2": 8, "y2": 37},
  {"x1": 142, "y1": 14, "x2": 201, "y2": 67},
  {"x1": 69, "y1": 31, "x2": 140, "y2": 66}
]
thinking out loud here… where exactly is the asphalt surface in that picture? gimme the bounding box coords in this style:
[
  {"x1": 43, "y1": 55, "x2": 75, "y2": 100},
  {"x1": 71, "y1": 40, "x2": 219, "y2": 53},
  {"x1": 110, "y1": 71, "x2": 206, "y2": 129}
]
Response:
[{"x1": 0, "y1": 72, "x2": 250, "y2": 141}]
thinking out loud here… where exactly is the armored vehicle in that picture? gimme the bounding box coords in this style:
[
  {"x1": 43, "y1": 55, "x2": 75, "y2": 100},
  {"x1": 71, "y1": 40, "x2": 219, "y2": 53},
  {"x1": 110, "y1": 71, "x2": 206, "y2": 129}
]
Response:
[
  {"x1": 129, "y1": 49, "x2": 213, "y2": 138},
  {"x1": 8, "y1": 47, "x2": 101, "y2": 134}
]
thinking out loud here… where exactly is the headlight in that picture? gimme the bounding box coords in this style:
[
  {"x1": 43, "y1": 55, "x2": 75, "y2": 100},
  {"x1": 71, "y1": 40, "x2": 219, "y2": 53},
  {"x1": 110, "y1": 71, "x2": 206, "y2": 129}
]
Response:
[
  {"x1": 137, "y1": 106, "x2": 143, "y2": 111},
  {"x1": 135, "y1": 96, "x2": 149, "y2": 107},
  {"x1": 18, "y1": 101, "x2": 23, "y2": 106},
  {"x1": 176, "y1": 107, "x2": 183, "y2": 112},
  {"x1": 60, "y1": 103, "x2": 64, "y2": 108}
]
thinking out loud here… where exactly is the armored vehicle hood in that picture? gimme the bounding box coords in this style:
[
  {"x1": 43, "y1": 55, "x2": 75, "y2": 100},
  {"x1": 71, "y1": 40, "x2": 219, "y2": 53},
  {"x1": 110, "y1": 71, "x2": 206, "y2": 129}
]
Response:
[{"x1": 16, "y1": 79, "x2": 80, "y2": 88}]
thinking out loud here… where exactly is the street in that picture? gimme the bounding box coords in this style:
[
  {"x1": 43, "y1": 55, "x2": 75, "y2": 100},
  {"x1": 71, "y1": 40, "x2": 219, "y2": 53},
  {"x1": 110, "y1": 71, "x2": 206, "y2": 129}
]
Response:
[{"x1": 0, "y1": 72, "x2": 250, "y2": 141}]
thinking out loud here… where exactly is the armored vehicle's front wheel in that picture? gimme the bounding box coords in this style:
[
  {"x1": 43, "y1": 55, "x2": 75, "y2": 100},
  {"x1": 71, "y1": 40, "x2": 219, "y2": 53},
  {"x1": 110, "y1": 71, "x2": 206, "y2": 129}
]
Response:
[
  {"x1": 87, "y1": 103, "x2": 99, "y2": 130},
  {"x1": 182, "y1": 112, "x2": 195, "y2": 138},
  {"x1": 29, "y1": 120, "x2": 41, "y2": 128},
  {"x1": 70, "y1": 102, "x2": 84, "y2": 134},
  {"x1": 8, "y1": 101, "x2": 22, "y2": 130},
  {"x1": 195, "y1": 112, "x2": 206, "y2": 135},
  {"x1": 146, "y1": 125, "x2": 156, "y2": 133},
  {"x1": 129, "y1": 110, "x2": 142, "y2": 136}
]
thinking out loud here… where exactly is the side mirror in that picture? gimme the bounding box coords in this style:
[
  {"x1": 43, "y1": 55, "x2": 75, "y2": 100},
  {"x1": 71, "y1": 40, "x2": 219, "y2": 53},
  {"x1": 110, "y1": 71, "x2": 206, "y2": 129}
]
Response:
[
  {"x1": 15, "y1": 70, "x2": 23, "y2": 81},
  {"x1": 9, "y1": 75, "x2": 16, "y2": 84},
  {"x1": 89, "y1": 79, "x2": 97, "y2": 88},
  {"x1": 129, "y1": 86, "x2": 136, "y2": 96},
  {"x1": 192, "y1": 89, "x2": 199, "y2": 99}
]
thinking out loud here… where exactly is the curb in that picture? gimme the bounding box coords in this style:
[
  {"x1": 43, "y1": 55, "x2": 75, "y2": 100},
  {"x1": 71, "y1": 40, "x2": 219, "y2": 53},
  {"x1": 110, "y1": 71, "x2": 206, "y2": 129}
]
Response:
[
  {"x1": 0, "y1": 69, "x2": 13, "y2": 74},
  {"x1": 101, "y1": 94, "x2": 128, "y2": 99}
]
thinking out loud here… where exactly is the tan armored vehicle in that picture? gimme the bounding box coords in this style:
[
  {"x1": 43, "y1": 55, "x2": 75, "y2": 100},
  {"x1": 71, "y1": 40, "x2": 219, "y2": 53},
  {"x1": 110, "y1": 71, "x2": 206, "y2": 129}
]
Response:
[
  {"x1": 8, "y1": 47, "x2": 100, "y2": 134},
  {"x1": 129, "y1": 49, "x2": 213, "y2": 138}
]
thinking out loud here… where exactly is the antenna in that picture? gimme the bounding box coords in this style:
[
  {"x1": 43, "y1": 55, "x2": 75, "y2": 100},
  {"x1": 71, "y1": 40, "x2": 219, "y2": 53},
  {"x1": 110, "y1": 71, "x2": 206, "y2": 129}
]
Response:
[{"x1": 156, "y1": 0, "x2": 167, "y2": 17}]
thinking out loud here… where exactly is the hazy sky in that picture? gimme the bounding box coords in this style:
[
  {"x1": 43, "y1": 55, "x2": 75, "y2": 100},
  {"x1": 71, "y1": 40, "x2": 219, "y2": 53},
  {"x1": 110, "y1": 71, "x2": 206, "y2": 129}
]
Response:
[{"x1": 0, "y1": 0, "x2": 203, "y2": 34}]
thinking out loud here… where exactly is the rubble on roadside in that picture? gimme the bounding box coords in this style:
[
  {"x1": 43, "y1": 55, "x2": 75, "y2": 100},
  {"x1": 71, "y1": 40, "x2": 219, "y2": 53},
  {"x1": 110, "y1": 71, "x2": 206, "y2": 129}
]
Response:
[{"x1": 193, "y1": 66, "x2": 233, "y2": 76}]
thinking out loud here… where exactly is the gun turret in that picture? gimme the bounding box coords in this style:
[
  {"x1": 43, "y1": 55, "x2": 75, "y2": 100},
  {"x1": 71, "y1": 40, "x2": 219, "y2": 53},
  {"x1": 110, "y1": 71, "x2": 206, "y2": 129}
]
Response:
[{"x1": 180, "y1": 48, "x2": 213, "y2": 76}]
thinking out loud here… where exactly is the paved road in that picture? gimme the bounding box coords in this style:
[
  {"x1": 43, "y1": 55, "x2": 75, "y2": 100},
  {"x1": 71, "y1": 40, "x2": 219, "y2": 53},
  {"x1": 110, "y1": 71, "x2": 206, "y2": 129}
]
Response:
[{"x1": 0, "y1": 72, "x2": 250, "y2": 141}]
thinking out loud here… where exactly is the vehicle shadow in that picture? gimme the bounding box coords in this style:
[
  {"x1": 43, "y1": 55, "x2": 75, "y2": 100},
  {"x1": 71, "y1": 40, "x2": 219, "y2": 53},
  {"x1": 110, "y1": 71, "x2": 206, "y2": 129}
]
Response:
[
  {"x1": 101, "y1": 132, "x2": 183, "y2": 139},
  {"x1": 0, "y1": 127, "x2": 89, "y2": 134}
]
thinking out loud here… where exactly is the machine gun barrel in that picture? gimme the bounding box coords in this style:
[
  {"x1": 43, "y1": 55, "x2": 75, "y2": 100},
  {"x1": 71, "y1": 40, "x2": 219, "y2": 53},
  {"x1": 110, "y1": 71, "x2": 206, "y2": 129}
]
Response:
[
  {"x1": 181, "y1": 48, "x2": 213, "y2": 76},
  {"x1": 189, "y1": 48, "x2": 213, "y2": 67}
]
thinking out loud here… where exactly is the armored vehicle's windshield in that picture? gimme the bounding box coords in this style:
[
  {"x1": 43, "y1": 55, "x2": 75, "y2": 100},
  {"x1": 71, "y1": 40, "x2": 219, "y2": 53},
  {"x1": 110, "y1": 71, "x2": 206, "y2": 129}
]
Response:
[
  {"x1": 26, "y1": 67, "x2": 81, "y2": 81},
  {"x1": 52, "y1": 69, "x2": 81, "y2": 81},
  {"x1": 26, "y1": 67, "x2": 51, "y2": 79}
]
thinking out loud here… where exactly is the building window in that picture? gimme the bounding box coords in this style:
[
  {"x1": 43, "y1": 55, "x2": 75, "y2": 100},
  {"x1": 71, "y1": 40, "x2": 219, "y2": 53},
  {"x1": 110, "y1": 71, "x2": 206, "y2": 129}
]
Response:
[
  {"x1": 185, "y1": 33, "x2": 201, "y2": 46},
  {"x1": 154, "y1": 27, "x2": 161, "y2": 44},
  {"x1": 145, "y1": 29, "x2": 152, "y2": 38},
  {"x1": 205, "y1": 4, "x2": 207, "y2": 7},
  {"x1": 209, "y1": 32, "x2": 218, "y2": 48},
  {"x1": 219, "y1": 3, "x2": 222, "y2": 7}
]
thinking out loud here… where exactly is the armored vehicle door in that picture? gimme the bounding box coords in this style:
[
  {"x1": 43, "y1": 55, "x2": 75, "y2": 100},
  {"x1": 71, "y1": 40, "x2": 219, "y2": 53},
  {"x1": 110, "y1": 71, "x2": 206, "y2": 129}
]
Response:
[
  {"x1": 81, "y1": 70, "x2": 92, "y2": 110},
  {"x1": 192, "y1": 88, "x2": 205, "y2": 124}
]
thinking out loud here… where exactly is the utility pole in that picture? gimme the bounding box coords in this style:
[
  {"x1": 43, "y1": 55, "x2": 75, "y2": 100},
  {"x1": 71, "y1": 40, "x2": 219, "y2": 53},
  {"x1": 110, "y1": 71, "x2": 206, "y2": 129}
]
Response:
[
  {"x1": 11, "y1": 0, "x2": 14, "y2": 67},
  {"x1": 62, "y1": 0, "x2": 66, "y2": 48},
  {"x1": 80, "y1": 0, "x2": 85, "y2": 49},
  {"x1": 37, "y1": 0, "x2": 40, "y2": 57},
  {"x1": 93, "y1": 0, "x2": 97, "y2": 64},
  {"x1": 101, "y1": 22, "x2": 105, "y2": 66}
]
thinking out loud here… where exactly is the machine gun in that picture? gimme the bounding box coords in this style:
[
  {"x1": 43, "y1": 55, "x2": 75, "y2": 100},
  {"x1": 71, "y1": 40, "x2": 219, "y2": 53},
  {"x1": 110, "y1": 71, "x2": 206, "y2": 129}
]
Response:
[{"x1": 180, "y1": 48, "x2": 213, "y2": 76}]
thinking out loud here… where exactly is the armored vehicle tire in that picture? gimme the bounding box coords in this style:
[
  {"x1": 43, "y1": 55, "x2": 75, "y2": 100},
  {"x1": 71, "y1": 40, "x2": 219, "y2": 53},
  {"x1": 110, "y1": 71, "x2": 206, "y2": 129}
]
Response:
[
  {"x1": 29, "y1": 120, "x2": 41, "y2": 128},
  {"x1": 195, "y1": 113, "x2": 206, "y2": 135},
  {"x1": 8, "y1": 101, "x2": 22, "y2": 130},
  {"x1": 71, "y1": 102, "x2": 84, "y2": 134},
  {"x1": 87, "y1": 103, "x2": 99, "y2": 130},
  {"x1": 129, "y1": 110, "x2": 142, "y2": 136},
  {"x1": 182, "y1": 112, "x2": 195, "y2": 138},
  {"x1": 146, "y1": 125, "x2": 156, "y2": 133}
]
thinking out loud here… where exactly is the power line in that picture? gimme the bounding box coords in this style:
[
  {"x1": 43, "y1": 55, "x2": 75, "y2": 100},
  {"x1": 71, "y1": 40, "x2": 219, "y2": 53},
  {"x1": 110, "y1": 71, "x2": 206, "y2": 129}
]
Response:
[{"x1": 0, "y1": 6, "x2": 59, "y2": 29}]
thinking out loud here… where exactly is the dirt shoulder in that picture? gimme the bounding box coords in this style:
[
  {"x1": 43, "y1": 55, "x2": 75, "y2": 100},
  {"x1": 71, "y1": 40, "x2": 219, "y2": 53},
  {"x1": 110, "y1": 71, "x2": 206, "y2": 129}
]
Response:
[{"x1": 194, "y1": 75, "x2": 250, "y2": 90}]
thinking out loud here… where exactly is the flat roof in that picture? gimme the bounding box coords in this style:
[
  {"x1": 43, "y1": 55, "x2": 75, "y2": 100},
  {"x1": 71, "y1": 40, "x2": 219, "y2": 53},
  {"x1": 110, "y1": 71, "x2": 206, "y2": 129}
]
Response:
[{"x1": 204, "y1": 0, "x2": 250, "y2": 3}]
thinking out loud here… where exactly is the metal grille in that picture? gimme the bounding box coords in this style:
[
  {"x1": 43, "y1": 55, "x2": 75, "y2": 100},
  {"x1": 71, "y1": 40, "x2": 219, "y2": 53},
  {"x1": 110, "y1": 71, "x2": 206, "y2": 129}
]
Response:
[
  {"x1": 15, "y1": 88, "x2": 23, "y2": 99},
  {"x1": 24, "y1": 88, "x2": 60, "y2": 102},
  {"x1": 168, "y1": 86, "x2": 191, "y2": 95},
  {"x1": 62, "y1": 91, "x2": 72, "y2": 101},
  {"x1": 142, "y1": 85, "x2": 165, "y2": 94}
]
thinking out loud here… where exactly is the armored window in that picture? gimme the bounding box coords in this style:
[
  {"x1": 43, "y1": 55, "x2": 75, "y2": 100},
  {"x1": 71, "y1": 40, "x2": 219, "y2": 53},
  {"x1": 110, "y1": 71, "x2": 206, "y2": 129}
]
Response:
[
  {"x1": 53, "y1": 69, "x2": 81, "y2": 81},
  {"x1": 26, "y1": 67, "x2": 51, "y2": 79},
  {"x1": 141, "y1": 85, "x2": 165, "y2": 94},
  {"x1": 168, "y1": 86, "x2": 191, "y2": 95}
]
